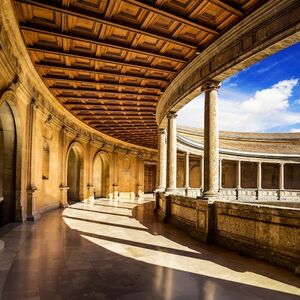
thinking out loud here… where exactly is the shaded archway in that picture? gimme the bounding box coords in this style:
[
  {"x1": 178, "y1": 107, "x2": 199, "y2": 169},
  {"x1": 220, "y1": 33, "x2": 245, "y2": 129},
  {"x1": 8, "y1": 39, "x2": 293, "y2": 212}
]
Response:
[
  {"x1": 93, "y1": 151, "x2": 110, "y2": 199},
  {"x1": 66, "y1": 143, "x2": 84, "y2": 203},
  {"x1": 0, "y1": 101, "x2": 17, "y2": 226}
]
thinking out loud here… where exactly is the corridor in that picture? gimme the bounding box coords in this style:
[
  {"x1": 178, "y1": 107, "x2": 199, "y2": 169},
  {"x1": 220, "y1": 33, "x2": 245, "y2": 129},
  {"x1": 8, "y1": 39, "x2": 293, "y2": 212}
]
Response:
[{"x1": 0, "y1": 198, "x2": 299, "y2": 300}]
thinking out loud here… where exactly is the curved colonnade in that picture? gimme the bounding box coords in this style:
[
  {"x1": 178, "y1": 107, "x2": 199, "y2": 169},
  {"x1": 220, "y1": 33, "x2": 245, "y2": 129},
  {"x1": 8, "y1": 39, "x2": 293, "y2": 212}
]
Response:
[
  {"x1": 0, "y1": 0, "x2": 299, "y2": 226},
  {"x1": 156, "y1": 0, "x2": 300, "y2": 201}
]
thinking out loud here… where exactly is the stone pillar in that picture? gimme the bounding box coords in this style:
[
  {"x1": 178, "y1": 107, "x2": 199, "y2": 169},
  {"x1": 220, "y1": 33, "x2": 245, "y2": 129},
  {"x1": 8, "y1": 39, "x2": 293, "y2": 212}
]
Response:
[
  {"x1": 257, "y1": 162, "x2": 262, "y2": 189},
  {"x1": 184, "y1": 152, "x2": 190, "y2": 189},
  {"x1": 157, "y1": 128, "x2": 167, "y2": 191},
  {"x1": 166, "y1": 112, "x2": 177, "y2": 193},
  {"x1": 236, "y1": 160, "x2": 242, "y2": 200},
  {"x1": 256, "y1": 161, "x2": 262, "y2": 200},
  {"x1": 87, "y1": 139, "x2": 95, "y2": 203},
  {"x1": 237, "y1": 161, "x2": 242, "y2": 189},
  {"x1": 59, "y1": 126, "x2": 69, "y2": 207},
  {"x1": 279, "y1": 163, "x2": 285, "y2": 190},
  {"x1": 202, "y1": 80, "x2": 220, "y2": 199},
  {"x1": 219, "y1": 159, "x2": 223, "y2": 190},
  {"x1": 26, "y1": 99, "x2": 39, "y2": 221},
  {"x1": 200, "y1": 156, "x2": 204, "y2": 190}
]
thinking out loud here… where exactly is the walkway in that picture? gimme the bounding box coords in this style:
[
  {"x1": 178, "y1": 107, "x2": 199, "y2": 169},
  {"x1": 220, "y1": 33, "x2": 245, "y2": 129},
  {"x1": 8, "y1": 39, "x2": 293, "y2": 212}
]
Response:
[{"x1": 0, "y1": 198, "x2": 299, "y2": 299}]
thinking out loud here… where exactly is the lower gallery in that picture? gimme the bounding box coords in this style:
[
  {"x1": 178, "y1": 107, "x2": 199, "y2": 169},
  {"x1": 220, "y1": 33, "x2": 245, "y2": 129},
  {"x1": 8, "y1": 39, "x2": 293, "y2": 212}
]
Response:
[{"x1": 0, "y1": 0, "x2": 299, "y2": 299}]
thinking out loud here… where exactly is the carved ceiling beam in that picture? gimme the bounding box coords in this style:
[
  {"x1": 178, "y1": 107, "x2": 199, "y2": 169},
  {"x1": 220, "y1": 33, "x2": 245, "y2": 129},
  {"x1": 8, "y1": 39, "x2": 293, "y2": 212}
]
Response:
[
  {"x1": 20, "y1": 25, "x2": 187, "y2": 64},
  {"x1": 43, "y1": 77, "x2": 163, "y2": 92},
  {"x1": 124, "y1": 0, "x2": 218, "y2": 34},
  {"x1": 36, "y1": 64, "x2": 169, "y2": 84},
  {"x1": 51, "y1": 88, "x2": 160, "y2": 97},
  {"x1": 28, "y1": 47, "x2": 177, "y2": 75},
  {"x1": 15, "y1": 0, "x2": 198, "y2": 49},
  {"x1": 61, "y1": 99, "x2": 158, "y2": 105},
  {"x1": 209, "y1": 0, "x2": 243, "y2": 16}
]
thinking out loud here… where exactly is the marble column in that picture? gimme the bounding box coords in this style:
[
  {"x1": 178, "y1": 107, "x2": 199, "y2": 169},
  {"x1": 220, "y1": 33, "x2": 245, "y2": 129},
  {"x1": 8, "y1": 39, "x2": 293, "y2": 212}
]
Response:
[
  {"x1": 219, "y1": 159, "x2": 223, "y2": 190},
  {"x1": 236, "y1": 160, "x2": 242, "y2": 200},
  {"x1": 202, "y1": 80, "x2": 220, "y2": 199},
  {"x1": 237, "y1": 161, "x2": 242, "y2": 189},
  {"x1": 200, "y1": 156, "x2": 204, "y2": 191},
  {"x1": 279, "y1": 163, "x2": 285, "y2": 190},
  {"x1": 184, "y1": 152, "x2": 190, "y2": 189},
  {"x1": 166, "y1": 112, "x2": 177, "y2": 193},
  {"x1": 157, "y1": 128, "x2": 167, "y2": 191},
  {"x1": 257, "y1": 162, "x2": 262, "y2": 190}
]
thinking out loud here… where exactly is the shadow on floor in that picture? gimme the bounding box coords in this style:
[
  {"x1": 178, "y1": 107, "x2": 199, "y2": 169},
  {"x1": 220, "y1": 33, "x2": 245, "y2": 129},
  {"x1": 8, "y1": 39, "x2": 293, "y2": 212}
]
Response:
[{"x1": 0, "y1": 200, "x2": 299, "y2": 300}]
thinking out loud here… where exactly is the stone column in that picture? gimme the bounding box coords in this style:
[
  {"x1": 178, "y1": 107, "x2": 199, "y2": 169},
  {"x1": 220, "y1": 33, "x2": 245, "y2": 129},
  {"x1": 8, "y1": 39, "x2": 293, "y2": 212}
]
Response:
[
  {"x1": 59, "y1": 126, "x2": 69, "y2": 207},
  {"x1": 87, "y1": 139, "x2": 95, "y2": 203},
  {"x1": 219, "y1": 159, "x2": 223, "y2": 190},
  {"x1": 184, "y1": 152, "x2": 190, "y2": 189},
  {"x1": 256, "y1": 161, "x2": 262, "y2": 200},
  {"x1": 202, "y1": 80, "x2": 220, "y2": 199},
  {"x1": 279, "y1": 163, "x2": 285, "y2": 190},
  {"x1": 237, "y1": 161, "x2": 242, "y2": 189},
  {"x1": 200, "y1": 156, "x2": 204, "y2": 190},
  {"x1": 257, "y1": 162, "x2": 262, "y2": 189},
  {"x1": 26, "y1": 99, "x2": 39, "y2": 221},
  {"x1": 166, "y1": 112, "x2": 177, "y2": 193},
  {"x1": 157, "y1": 128, "x2": 167, "y2": 191},
  {"x1": 236, "y1": 160, "x2": 242, "y2": 200}
]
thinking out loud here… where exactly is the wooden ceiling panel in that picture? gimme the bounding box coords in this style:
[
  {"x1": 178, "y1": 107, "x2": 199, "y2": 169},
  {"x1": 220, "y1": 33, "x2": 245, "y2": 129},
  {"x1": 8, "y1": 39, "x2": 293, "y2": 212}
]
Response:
[
  {"x1": 69, "y1": 0, "x2": 109, "y2": 14},
  {"x1": 14, "y1": 0, "x2": 266, "y2": 148}
]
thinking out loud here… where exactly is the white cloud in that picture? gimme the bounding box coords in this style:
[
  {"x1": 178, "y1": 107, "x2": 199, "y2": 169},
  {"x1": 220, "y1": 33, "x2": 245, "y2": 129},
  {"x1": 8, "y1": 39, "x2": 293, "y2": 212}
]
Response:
[
  {"x1": 177, "y1": 78, "x2": 300, "y2": 132},
  {"x1": 290, "y1": 128, "x2": 300, "y2": 133}
]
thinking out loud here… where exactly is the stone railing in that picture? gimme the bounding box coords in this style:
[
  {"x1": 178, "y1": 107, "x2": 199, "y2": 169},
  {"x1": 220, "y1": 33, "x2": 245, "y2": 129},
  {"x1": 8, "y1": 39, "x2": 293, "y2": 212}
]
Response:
[
  {"x1": 155, "y1": 193, "x2": 300, "y2": 274},
  {"x1": 219, "y1": 188, "x2": 300, "y2": 202}
]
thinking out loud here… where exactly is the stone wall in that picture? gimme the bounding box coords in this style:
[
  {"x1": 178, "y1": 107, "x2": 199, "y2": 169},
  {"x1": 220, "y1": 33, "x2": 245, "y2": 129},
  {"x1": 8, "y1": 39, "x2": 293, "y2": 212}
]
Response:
[{"x1": 155, "y1": 193, "x2": 300, "y2": 273}]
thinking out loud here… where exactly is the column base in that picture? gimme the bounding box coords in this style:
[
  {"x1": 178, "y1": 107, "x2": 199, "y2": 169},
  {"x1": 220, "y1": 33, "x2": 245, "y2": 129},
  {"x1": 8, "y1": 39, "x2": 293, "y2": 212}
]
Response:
[
  {"x1": 202, "y1": 191, "x2": 219, "y2": 201},
  {"x1": 165, "y1": 188, "x2": 177, "y2": 195}
]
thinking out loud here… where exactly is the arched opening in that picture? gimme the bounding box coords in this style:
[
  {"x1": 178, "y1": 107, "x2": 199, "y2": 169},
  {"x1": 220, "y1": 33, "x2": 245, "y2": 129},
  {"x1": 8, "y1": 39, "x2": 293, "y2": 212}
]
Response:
[
  {"x1": 66, "y1": 144, "x2": 84, "y2": 203},
  {"x1": 93, "y1": 152, "x2": 110, "y2": 199},
  {"x1": 0, "y1": 101, "x2": 17, "y2": 226}
]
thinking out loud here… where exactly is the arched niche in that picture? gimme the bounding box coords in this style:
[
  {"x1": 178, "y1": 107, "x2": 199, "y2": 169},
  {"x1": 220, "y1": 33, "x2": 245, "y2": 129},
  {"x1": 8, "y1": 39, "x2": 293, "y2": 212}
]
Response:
[
  {"x1": 93, "y1": 151, "x2": 110, "y2": 199},
  {"x1": 0, "y1": 90, "x2": 22, "y2": 225},
  {"x1": 66, "y1": 142, "x2": 84, "y2": 203}
]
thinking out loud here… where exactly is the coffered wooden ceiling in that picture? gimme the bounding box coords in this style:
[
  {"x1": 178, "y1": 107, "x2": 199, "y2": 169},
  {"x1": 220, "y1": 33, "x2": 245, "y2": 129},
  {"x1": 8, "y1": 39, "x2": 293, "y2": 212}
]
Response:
[{"x1": 13, "y1": 0, "x2": 264, "y2": 148}]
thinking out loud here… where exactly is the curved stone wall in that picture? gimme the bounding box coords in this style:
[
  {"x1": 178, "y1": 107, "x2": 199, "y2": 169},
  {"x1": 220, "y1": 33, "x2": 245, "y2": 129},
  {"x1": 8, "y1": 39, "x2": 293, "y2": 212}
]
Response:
[{"x1": 0, "y1": 1, "x2": 157, "y2": 223}]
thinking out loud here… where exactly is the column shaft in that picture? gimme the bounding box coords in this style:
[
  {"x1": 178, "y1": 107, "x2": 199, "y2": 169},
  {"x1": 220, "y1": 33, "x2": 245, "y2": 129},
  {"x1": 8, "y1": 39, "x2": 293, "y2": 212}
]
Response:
[
  {"x1": 184, "y1": 152, "x2": 190, "y2": 189},
  {"x1": 219, "y1": 159, "x2": 222, "y2": 190},
  {"x1": 257, "y1": 162, "x2": 262, "y2": 189},
  {"x1": 157, "y1": 129, "x2": 167, "y2": 190},
  {"x1": 279, "y1": 163, "x2": 285, "y2": 190},
  {"x1": 166, "y1": 113, "x2": 177, "y2": 192},
  {"x1": 237, "y1": 161, "x2": 242, "y2": 189},
  {"x1": 203, "y1": 81, "x2": 220, "y2": 198}
]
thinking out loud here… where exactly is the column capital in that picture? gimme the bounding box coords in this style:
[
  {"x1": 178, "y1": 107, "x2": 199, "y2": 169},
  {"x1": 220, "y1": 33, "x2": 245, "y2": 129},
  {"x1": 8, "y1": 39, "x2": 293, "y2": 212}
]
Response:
[
  {"x1": 201, "y1": 80, "x2": 221, "y2": 92},
  {"x1": 167, "y1": 112, "x2": 177, "y2": 119}
]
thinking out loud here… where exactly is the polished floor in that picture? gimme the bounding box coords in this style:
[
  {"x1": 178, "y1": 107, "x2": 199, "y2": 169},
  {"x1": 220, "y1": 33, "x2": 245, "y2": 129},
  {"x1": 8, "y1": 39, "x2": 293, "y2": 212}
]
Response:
[{"x1": 0, "y1": 197, "x2": 299, "y2": 300}]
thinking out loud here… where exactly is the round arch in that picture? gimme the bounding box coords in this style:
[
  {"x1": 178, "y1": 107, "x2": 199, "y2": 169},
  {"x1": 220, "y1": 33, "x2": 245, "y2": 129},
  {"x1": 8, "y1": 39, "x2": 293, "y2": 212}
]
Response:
[
  {"x1": 92, "y1": 150, "x2": 110, "y2": 199},
  {"x1": 66, "y1": 141, "x2": 85, "y2": 203},
  {"x1": 0, "y1": 89, "x2": 23, "y2": 224}
]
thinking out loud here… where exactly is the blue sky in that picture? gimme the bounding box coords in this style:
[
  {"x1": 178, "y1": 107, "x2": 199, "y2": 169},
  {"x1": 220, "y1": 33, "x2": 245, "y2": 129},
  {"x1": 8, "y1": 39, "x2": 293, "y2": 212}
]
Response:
[{"x1": 177, "y1": 42, "x2": 300, "y2": 133}]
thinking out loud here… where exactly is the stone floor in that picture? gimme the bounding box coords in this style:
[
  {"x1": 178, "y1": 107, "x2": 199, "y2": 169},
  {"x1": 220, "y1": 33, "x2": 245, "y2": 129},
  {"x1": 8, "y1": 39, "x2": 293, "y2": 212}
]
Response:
[{"x1": 0, "y1": 197, "x2": 299, "y2": 300}]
